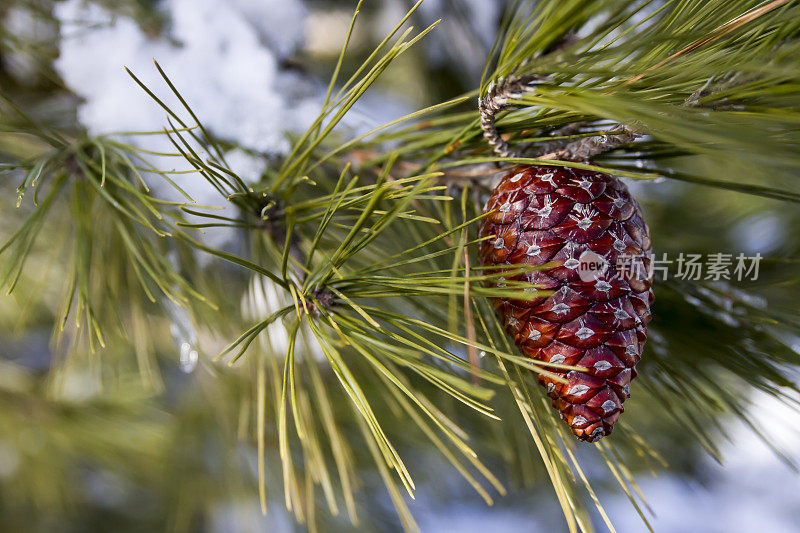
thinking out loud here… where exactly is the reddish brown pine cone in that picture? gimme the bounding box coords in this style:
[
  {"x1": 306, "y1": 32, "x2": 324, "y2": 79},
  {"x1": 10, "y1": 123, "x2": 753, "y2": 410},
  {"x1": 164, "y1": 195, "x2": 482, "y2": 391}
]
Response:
[{"x1": 478, "y1": 165, "x2": 654, "y2": 442}]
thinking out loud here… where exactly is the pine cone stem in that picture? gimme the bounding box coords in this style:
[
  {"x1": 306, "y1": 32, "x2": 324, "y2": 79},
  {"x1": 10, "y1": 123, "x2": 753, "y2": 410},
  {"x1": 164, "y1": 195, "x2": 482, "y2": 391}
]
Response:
[
  {"x1": 479, "y1": 75, "x2": 640, "y2": 162},
  {"x1": 479, "y1": 75, "x2": 548, "y2": 159}
]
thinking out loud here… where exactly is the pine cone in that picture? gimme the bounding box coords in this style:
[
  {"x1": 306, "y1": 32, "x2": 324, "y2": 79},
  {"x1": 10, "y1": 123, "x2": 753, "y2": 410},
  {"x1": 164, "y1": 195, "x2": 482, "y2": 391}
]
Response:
[{"x1": 478, "y1": 165, "x2": 654, "y2": 442}]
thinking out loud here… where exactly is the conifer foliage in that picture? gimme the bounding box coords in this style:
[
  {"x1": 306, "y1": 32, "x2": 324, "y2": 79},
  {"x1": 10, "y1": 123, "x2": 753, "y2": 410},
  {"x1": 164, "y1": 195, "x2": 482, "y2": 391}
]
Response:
[{"x1": 2, "y1": 0, "x2": 800, "y2": 531}]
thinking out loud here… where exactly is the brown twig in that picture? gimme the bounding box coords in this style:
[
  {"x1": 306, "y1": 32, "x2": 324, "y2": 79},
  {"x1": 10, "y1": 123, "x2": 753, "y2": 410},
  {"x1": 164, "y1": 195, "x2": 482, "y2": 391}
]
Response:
[
  {"x1": 554, "y1": 124, "x2": 640, "y2": 161},
  {"x1": 478, "y1": 75, "x2": 549, "y2": 158},
  {"x1": 479, "y1": 79, "x2": 641, "y2": 162},
  {"x1": 479, "y1": 69, "x2": 640, "y2": 162}
]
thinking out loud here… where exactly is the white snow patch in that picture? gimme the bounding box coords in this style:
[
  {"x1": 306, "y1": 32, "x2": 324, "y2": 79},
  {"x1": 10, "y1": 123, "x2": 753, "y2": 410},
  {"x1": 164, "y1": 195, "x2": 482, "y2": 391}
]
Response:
[
  {"x1": 54, "y1": 0, "x2": 316, "y2": 204},
  {"x1": 242, "y1": 275, "x2": 324, "y2": 362}
]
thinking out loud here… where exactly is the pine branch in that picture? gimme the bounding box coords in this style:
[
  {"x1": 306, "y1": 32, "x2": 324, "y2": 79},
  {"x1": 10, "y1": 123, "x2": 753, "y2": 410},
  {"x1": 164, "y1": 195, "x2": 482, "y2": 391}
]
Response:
[
  {"x1": 4, "y1": 1, "x2": 800, "y2": 532},
  {"x1": 0, "y1": 100, "x2": 207, "y2": 357}
]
